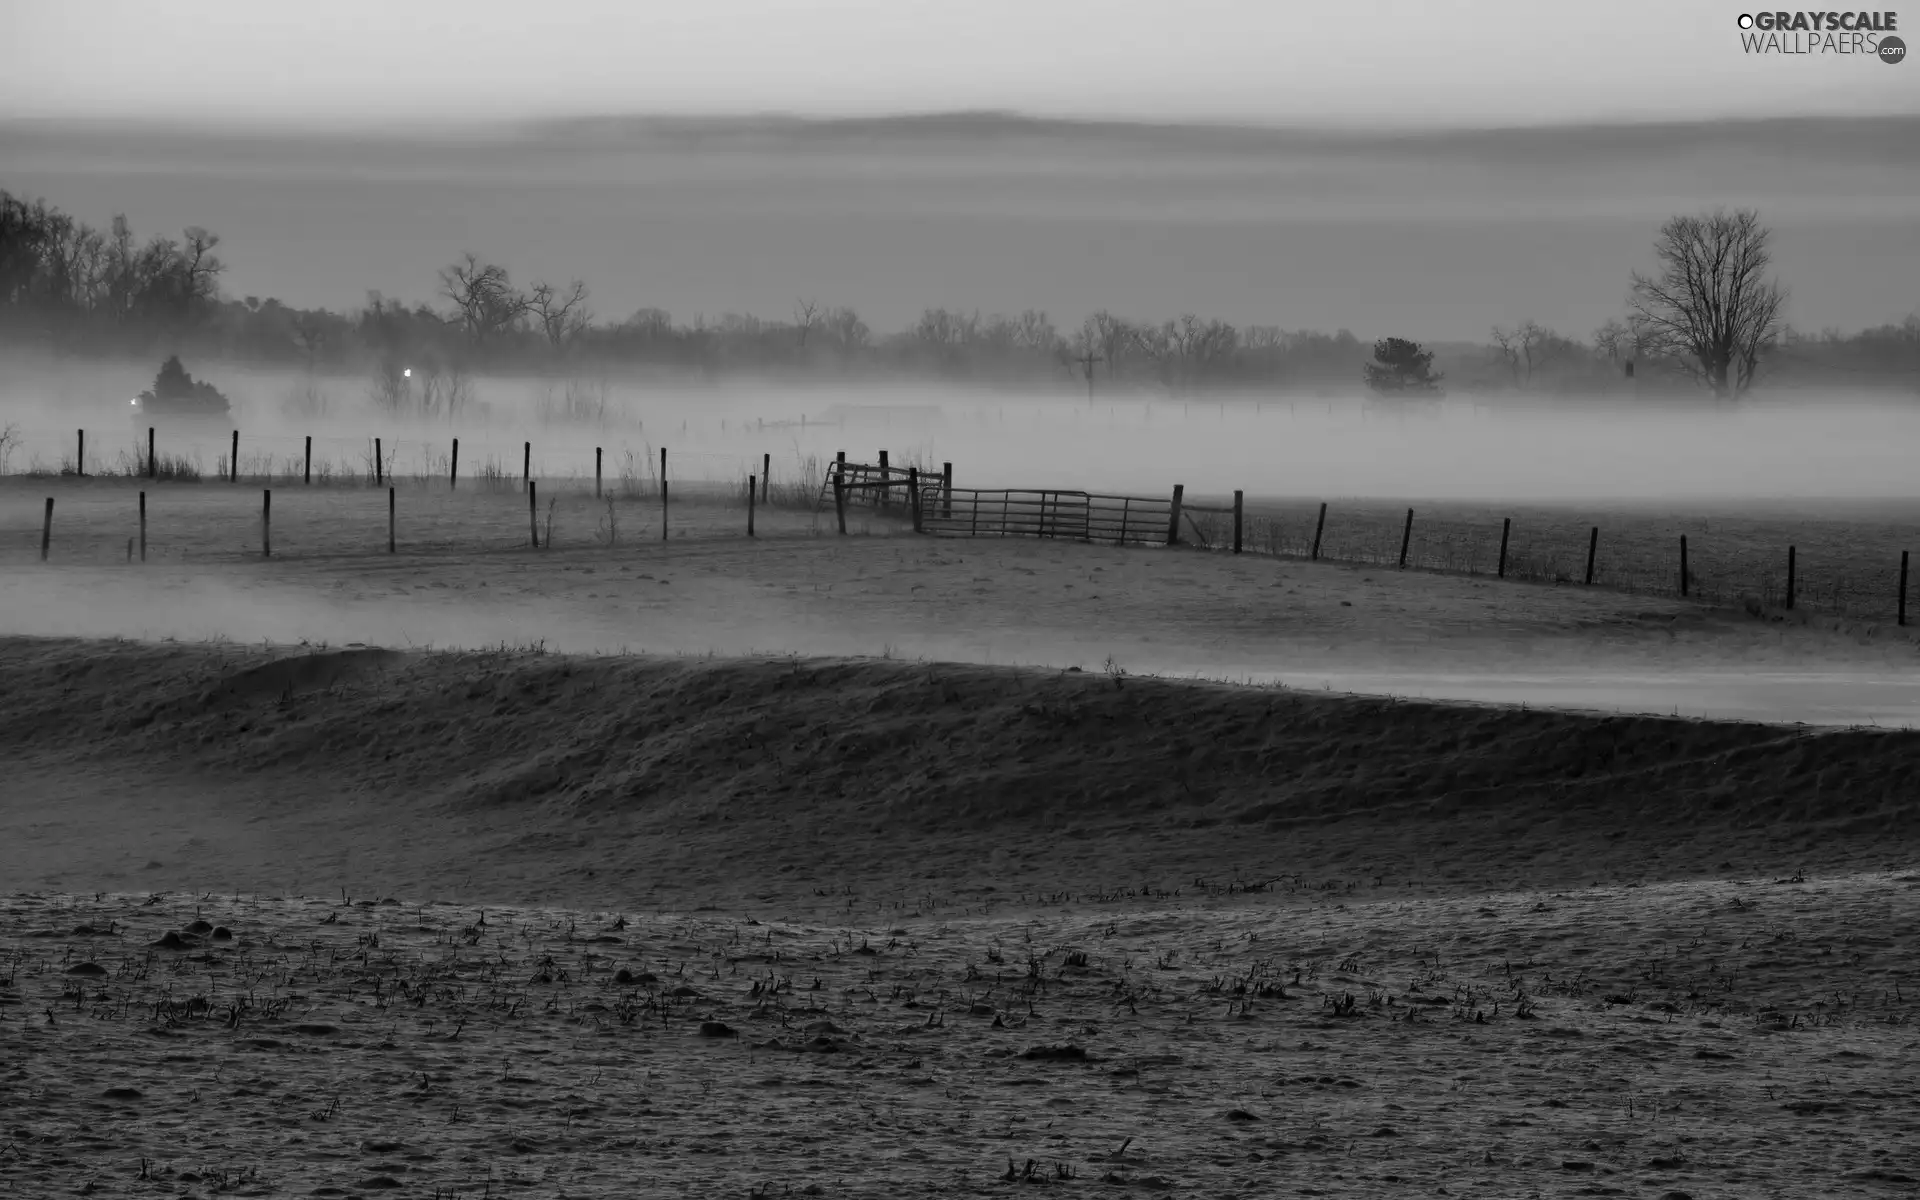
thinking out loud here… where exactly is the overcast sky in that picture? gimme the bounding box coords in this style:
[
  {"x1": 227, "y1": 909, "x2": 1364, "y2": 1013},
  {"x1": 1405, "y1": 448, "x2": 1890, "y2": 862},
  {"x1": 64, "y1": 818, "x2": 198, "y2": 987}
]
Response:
[{"x1": 2, "y1": 0, "x2": 1912, "y2": 129}]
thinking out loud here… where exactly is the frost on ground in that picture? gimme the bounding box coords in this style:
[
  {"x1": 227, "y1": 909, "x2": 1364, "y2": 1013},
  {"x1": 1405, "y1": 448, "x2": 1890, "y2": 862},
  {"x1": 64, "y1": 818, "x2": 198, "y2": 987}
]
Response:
[{"x1": 2, "y1": 874, "x2": 1916, "y2": 1199}]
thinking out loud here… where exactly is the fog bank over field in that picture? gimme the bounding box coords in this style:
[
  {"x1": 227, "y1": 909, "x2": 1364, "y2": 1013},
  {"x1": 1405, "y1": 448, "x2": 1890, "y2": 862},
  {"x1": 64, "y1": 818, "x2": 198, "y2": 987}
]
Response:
[
  {"x1": 6, "y1": 357, "x2": 1920, "y2": 505},
  {"x1": 2, "y1": 115, "x2": 1916, "y2": 344}
]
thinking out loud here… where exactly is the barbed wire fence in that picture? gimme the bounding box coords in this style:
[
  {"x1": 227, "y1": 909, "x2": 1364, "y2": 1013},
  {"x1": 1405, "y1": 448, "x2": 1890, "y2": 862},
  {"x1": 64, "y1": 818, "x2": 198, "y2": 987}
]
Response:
[{"x1": 11, "y1": 422, "x2": 1916, "y2": 627}]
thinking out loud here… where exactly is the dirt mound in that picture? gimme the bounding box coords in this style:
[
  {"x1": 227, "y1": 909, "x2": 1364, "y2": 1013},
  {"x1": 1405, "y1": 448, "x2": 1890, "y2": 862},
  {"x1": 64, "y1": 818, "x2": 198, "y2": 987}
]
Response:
[
  {"x1": 5, "y1": 636, "x2": 1916, "y2": 829},
  {"x1": 2, "y1": 635, "x2": 1917, "y2": 903}
]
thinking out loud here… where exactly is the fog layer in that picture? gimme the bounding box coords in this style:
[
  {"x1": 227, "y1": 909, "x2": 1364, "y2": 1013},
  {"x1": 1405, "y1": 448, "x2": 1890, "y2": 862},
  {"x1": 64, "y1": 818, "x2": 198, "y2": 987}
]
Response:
[{"x1": 7, "y1": 359, "x2": 1920, "y2": 504}]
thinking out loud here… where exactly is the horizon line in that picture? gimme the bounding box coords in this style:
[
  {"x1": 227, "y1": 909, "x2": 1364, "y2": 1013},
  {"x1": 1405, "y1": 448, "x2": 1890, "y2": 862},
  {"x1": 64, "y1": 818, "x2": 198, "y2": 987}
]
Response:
[{"x1": 6, "y1": 106, "x2": 1919, "y2": 142}]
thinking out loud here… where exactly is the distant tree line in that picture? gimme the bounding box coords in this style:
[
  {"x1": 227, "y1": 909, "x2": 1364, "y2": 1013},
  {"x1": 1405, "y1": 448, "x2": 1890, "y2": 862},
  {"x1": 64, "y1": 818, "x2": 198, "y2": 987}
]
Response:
[{"x1": 3, "y1": 189, "x2": 1916, "y2": 400}]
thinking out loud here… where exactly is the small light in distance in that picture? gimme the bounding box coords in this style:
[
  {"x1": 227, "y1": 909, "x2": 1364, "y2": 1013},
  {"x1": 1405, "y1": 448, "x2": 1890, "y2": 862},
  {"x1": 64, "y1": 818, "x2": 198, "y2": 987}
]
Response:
[{"x1": 403, "y1": 368, "x2": 412, "y2": 378}]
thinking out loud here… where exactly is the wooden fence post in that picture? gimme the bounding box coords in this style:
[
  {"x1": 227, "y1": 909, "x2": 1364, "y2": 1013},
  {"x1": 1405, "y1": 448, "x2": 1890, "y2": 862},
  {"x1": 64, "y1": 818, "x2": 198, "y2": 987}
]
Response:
[
  {"x1": 451, "y1": 438, "x2": 459, "y2": 489},
  {"x1": 389, "y1": 486, "x2": 396, "y2": 554},
  {"x1": 1899, "y1": 550, "x2": 1909, "y2": 627},
  {"x1": 304, "y1": 435, "x2": 312, "y2": 485},
  {"x1": 1310, "y1": 501, "x2": 1327, "y2": 561},
  {"x1": 833, "y1": 472, "x2": 847, "y2": 534},
  {"x1": 1786, "y1": 545, "x2": 1796, "y2": 610},
  {"x1": 1680, "y1": 534, "x2": 1689, "y2": 597},
  {"x1": 230, "y1": 429, "x2": 239, "y2": 483},
  {"x1": 262, "y1": 489, "x2": 271, "y2": 557},
  {"x1": 375, "y1": 437, "x2": 383, "y2": 486},
  {"x1": 138, "y1": 491, "x2": 146, "y2": 562},
  {"x1": 40, "y1": 497, "x2": 52, "y2": 561},
  {"x1": 530, "y1": 480, "x2": 540, "y2": 549},
  {"x1": 523, "y1": 442, "x2": 531, "y2": 493},
  {"x1": 1232, "y1": 490, "x2": 1244, "y2": 554},
  {"x1": 909, "y1": 467, "x2": 923, "y2": 533},
  {"x1": 596, "y1": 447, "x2": 603, "y2": 499},
  {"x1": 762, "y1": 452, "x2": 770, "y2": 502},
  {"x1": 660, "y1": 446, "x2": 669, "y2": 541},
  {"x1": 748, "y1": 475, "x2": 756, "y2": 537},
  {"x1": 1585, "y1": 526, "x2": 1598, "y2": 585},
  {"x1": 147, "y1": 427, "x2": 155, "y2": 480},
  {"x1": 1497, "y1": 517, "x2": 1511, "y2": 578},
  {"x1": 76, "y1": 429, "x2": 84, "y2": 477},
  {"x1": 942, "y1": 462, "x2": 953, "y2": 519},
  {"x1": 1399, "y1": 508, "x2": 1414, "y2": 569},
  {"x1": 1165, "y1": 484, "x2": 1184, "y2": 546}
]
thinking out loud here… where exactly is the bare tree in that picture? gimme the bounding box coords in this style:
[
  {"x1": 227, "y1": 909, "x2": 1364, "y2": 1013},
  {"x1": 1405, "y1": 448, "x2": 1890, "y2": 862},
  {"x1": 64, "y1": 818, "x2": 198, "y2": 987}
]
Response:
[
  {"x1": 1629, "y1": 208, "x2": 1786, "y2": 399},
  {"x1": 1135, "y1": 321, "x2": 1175, "y2": 391},
  {"x1": 1169, "y1": 314, "x2": 1238, "y2": 393},
  {"x1": 290, "y1": 311, "x2": 327, "y2": 370},
  {"x1": 793, "y1": 298, "x2": 822, "y2": 348},
  {"x1": 1083, "y1": 311, "x2": 1136, "y2": 383},
  {"x1": 823, "y1": 307, "x2": 868, "y2": 366},
  {"x1": 1592, "y1": 318, "x2": 1631, "y2": 366},
  {"x1": 0, "y1": 194, "x2": 40, "y2": 308},
  {"x1": 1489, "y1": 320, "x2": 1566, "y2": 388},
  {"x1": 914, "y1": 308, "x2": 980, "y2": 375},
  {"x1": 621, "y1": 307, "x2": 674, "y2": 341},
  {"x1": 528, "y1": 279, "x2": 592, "y2": 349},
  {"x1": 1592, "y1": 316, "x2": 1660, "y2": 380},
  {"x1": 66, "y1": 223, "x2": 108, "y2": 316},
  {"x1": 440, "y1": 253, "x2": 527, "y2": 348},
  {"x1": 180, "y1": 227, "x2": 223, "y2": 308},
  {"x1": 1013, "y1": 310, "x2": 1058, "y2": 357},
  {"x1": 445, "y1": 364, "x2": 475, "y2": 420},
  {"x1": 104, "y1": 215, "x2": 138, "y2": 323}
]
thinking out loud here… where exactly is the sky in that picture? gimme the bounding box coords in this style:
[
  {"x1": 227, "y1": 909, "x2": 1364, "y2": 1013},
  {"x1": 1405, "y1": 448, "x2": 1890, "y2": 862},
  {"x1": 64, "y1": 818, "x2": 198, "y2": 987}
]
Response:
[{"x1": 1, "y1": 0, "x2": 1913, "y2": 129}]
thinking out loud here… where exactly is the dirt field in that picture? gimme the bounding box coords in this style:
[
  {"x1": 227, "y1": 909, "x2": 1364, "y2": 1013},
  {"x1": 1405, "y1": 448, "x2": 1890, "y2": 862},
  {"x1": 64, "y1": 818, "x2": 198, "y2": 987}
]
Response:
[
  {"x1": 4, "y1": 873, "x2": 1916, "y2": 1200},
  {"x1": 4, "y1": 476, "x2": 1920, "y2": 1198}
]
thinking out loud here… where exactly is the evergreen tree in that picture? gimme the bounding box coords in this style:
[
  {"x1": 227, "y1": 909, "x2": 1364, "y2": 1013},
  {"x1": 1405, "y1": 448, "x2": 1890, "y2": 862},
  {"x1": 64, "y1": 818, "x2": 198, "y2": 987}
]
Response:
[
  {"x1": 1363, "y1": 337, "x2": 1444, "y2": 395},
  {"x1": 152, "y1": 355, "x2": 193, "y2": 398}
]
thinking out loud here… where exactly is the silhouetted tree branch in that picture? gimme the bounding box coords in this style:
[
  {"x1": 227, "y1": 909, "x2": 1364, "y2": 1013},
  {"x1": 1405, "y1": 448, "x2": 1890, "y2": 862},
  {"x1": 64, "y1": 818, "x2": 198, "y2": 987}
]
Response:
[{"x1": 1630, "y1": 208, "x2": 1786, "y2": 400}]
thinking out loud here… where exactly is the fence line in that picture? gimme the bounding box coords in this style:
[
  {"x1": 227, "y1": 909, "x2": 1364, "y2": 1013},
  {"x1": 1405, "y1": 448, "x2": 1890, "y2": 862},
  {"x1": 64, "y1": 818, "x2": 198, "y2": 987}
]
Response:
[
  {"x1": 26, "y1": 424, "x2": 787, "y2": 491},
  {"x1": 909, "y1": 477, "x2": 1913, "y2": 626},
  {"x1": 14, "y1": 436, "x2": 1916, "y2": 626}
]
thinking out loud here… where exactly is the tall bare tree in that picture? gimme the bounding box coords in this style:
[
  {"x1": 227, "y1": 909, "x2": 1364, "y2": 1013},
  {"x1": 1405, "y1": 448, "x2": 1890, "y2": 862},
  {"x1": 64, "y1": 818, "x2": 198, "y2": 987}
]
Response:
[
  {"x1": 528, "y1": 279, "x2": 592, "y2": 349},
  {"x1": 1083, "y1": 311, "x2": 1134, "y2": 381},
  {"x1": 180, "y1": 227, "x2": 223, "y2": 307},
  {"x1": 793, "y1": 298, "x2": 822, "y2": 348},
  {"x1": 440, "y1": 253, "x2": 527, "y2": 348},
  {"x1": 1630, "y1": 208, "x2": 1786, "y2": 399}
]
